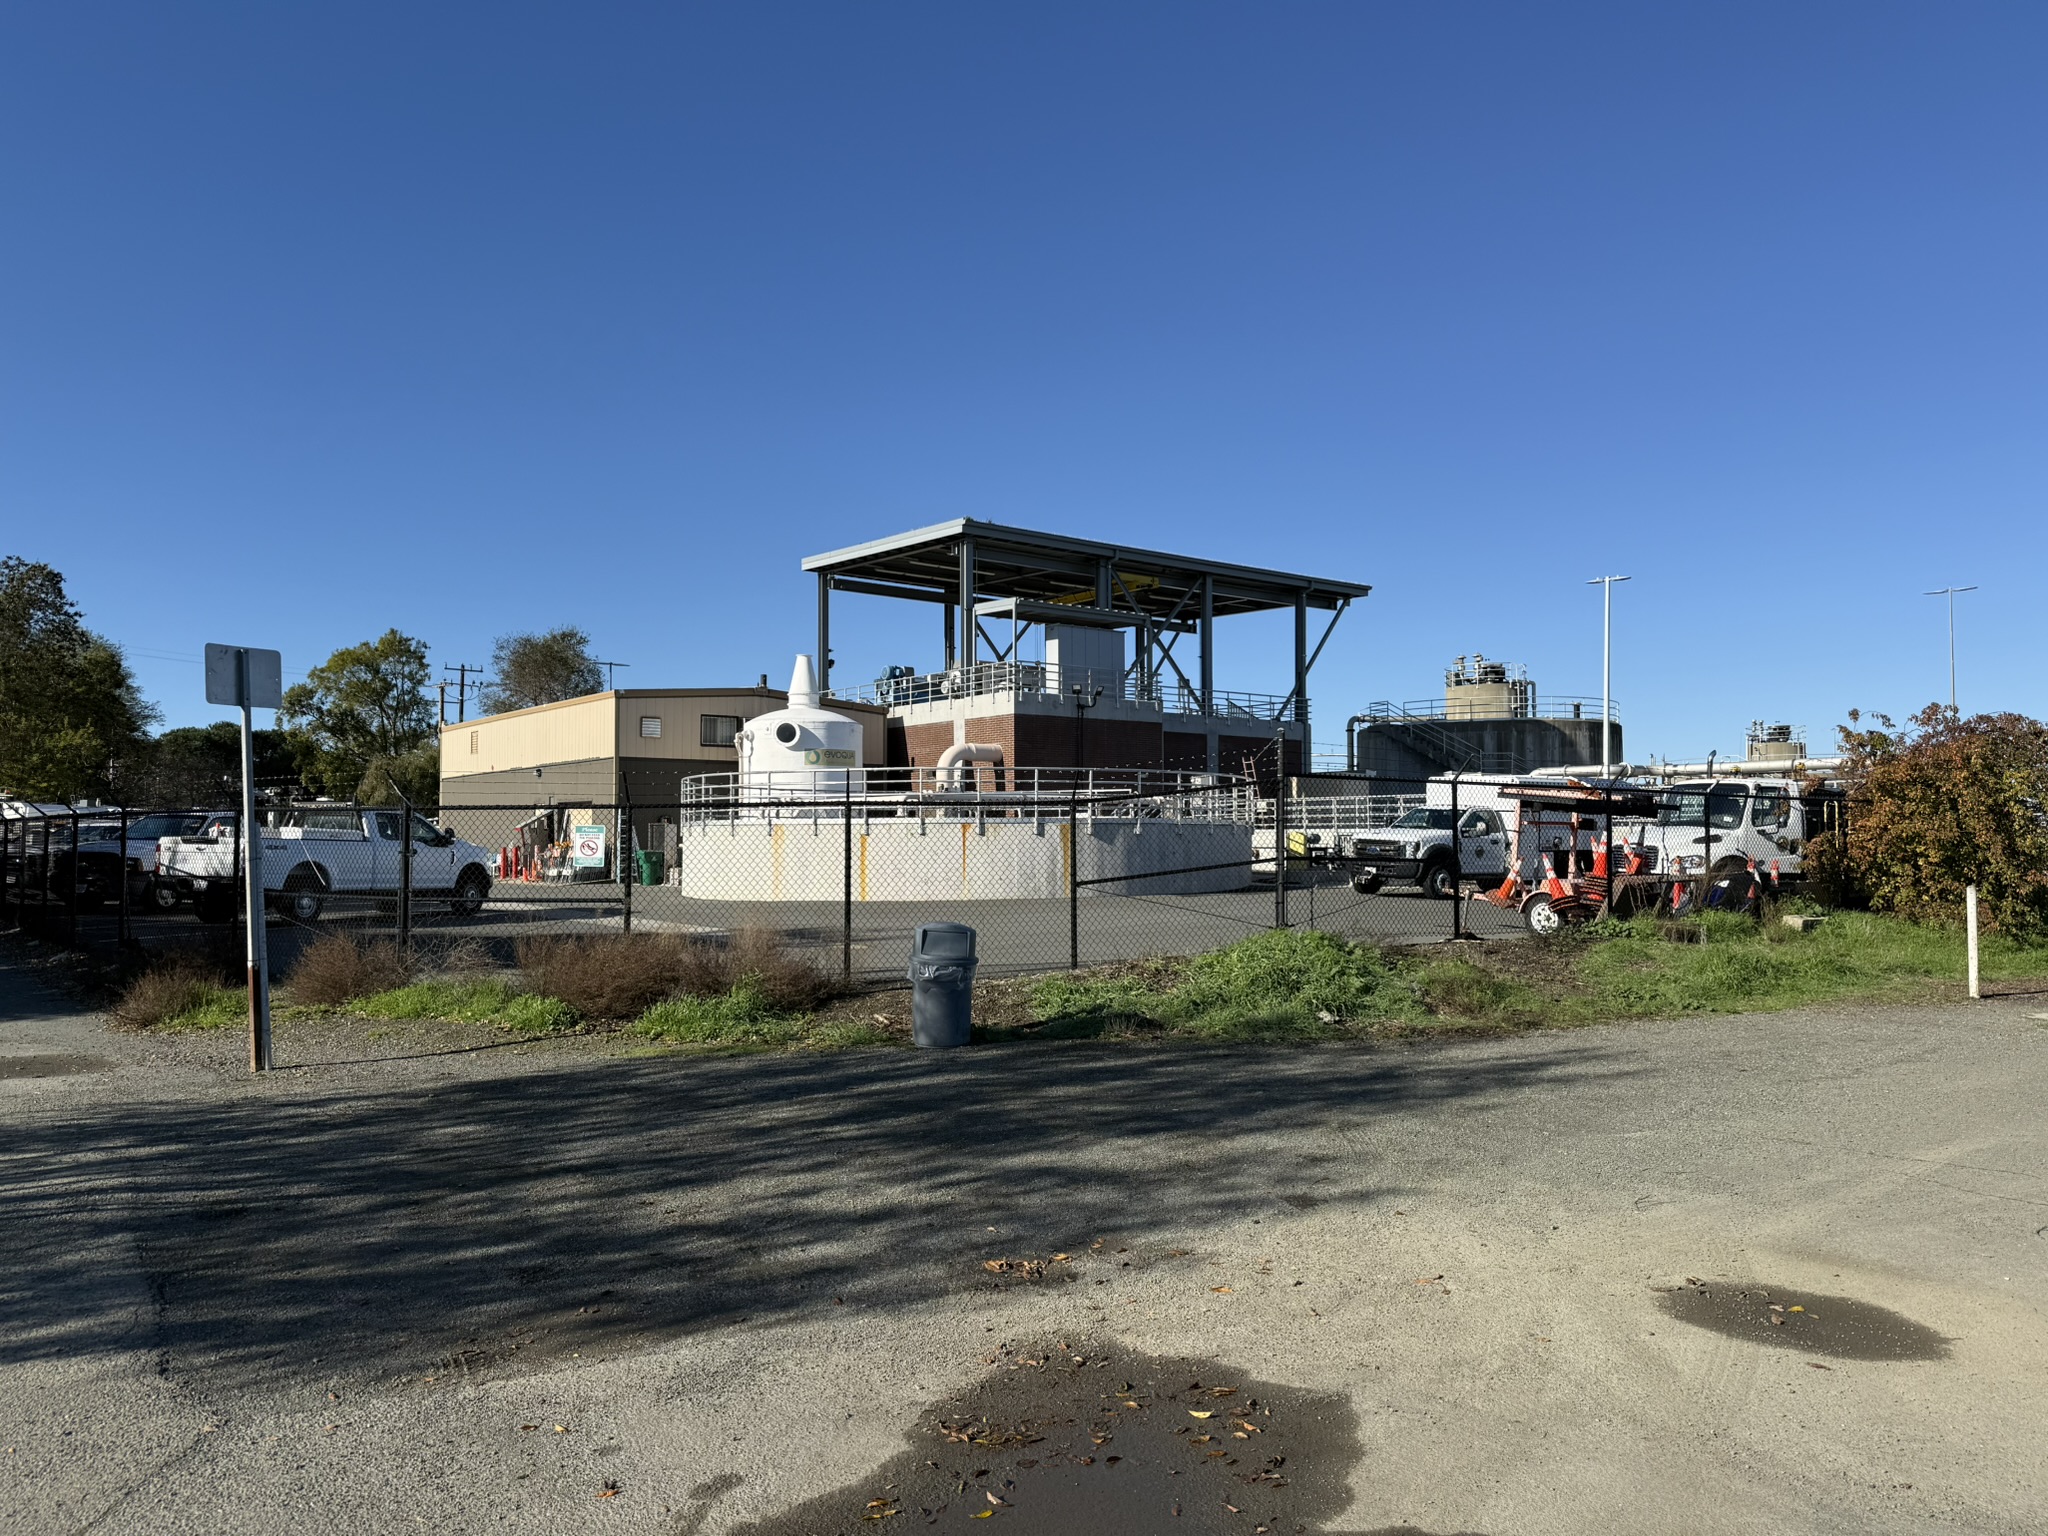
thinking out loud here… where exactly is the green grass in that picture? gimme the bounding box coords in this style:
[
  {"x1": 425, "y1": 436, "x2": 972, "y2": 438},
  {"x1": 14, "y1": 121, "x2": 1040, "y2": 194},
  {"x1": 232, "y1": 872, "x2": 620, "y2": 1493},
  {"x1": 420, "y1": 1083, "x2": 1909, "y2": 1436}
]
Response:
[
  {"x1": 1020, "y1": 911, "x2": 2048, "y2": 1043},
  {"x1": 353, "y1": 979, "x2": 578, "y2": 1034},
  {"x1": 156, "y1": 985, "x2": 250, "y2": 1031},
  {"x1": 630, "y1": 977, "x2": 870, "y2": 1050}
]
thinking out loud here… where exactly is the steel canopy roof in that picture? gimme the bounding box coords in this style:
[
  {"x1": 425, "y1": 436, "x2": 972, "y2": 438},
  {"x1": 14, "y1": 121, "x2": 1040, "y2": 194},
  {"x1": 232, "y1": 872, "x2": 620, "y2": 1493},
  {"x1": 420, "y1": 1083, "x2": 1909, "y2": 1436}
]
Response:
[{"x1": 802, "y1": 519, "x2": 1369, "y2": 620}]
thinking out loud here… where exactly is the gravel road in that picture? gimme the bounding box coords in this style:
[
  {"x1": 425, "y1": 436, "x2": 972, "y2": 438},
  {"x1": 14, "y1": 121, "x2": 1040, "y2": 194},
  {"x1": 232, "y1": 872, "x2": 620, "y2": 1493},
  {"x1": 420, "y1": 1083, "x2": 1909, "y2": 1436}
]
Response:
[{"x1": 2, "y1": 946, "x2": 2043, "y2": 1534}]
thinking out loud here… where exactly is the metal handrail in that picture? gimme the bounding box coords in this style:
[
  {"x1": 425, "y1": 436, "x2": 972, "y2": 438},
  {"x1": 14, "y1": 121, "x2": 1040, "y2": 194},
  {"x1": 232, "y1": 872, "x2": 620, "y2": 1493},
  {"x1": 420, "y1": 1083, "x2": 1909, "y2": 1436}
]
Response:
[
  {"x1": 828, "y1": 661, "x2": 1299, "y2": 721},
  {"x1": 674, "y1": 766, "x2": 1257, "y2": 825},
  {"x1": 1364, "y1": 695, "x2": 1619, "y2": 722}
]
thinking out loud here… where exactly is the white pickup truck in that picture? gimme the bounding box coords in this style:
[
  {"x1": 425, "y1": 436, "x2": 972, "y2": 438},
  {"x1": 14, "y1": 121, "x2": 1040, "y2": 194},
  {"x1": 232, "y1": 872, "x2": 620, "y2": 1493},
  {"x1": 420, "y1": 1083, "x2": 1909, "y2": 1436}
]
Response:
[{"x1": 157, "y1": 806, "x2": 495, "y2": 923}]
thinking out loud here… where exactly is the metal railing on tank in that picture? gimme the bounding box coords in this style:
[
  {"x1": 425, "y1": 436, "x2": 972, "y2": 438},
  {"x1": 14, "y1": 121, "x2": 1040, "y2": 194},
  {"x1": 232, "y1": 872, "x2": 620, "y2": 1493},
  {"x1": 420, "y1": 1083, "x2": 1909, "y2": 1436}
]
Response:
[{"x1": 675, "y1": 767, "x2": 1257, "y2": 825}]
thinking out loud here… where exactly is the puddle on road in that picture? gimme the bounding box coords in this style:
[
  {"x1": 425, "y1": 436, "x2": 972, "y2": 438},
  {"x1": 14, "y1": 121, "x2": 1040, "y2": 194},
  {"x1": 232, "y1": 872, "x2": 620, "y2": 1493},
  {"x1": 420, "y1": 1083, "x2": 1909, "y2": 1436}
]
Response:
[
  {"x1": 0, "y1": 1053, "x2": 108, "y2": 1079},
  {"x1": 1656, "y1": 1279, "x2": 1950, "y2": 1361},
  {"x1": 730, "y1": 1341, "x2": 1486, "y2": 1536}
]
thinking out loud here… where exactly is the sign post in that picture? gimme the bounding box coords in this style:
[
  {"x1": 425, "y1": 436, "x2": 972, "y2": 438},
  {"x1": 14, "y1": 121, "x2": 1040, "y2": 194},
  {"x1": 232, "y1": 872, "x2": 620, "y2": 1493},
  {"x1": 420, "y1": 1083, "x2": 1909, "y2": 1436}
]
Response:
[{"x1": 206, "y1": 644, "x2": 283, "y2": 1073}]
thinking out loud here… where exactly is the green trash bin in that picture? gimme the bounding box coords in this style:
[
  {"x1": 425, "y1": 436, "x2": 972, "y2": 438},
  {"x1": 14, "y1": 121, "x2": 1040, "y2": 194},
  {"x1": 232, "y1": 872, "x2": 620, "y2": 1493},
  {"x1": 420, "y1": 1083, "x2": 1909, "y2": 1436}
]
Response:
[{"x1": 635, "y1": 848, "x2": 665, "y2": 886}]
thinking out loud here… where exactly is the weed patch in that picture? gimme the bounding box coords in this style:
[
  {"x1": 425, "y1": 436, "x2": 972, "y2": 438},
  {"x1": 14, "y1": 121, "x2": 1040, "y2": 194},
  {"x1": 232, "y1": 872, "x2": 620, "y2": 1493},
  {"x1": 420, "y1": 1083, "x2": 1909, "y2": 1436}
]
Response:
[
  {"x1": 111, "y1": 956, "x2": 240, "y2": 1031},
  {"x1": 283, "y1": 933, "x2": 411, "y2": 1006},
  {"x1": 632, "y1": 979, "x2": 812, "y2": 1049},
  {"x1": 355, "y1": 979, "x2": 576, "y2": 1033}
]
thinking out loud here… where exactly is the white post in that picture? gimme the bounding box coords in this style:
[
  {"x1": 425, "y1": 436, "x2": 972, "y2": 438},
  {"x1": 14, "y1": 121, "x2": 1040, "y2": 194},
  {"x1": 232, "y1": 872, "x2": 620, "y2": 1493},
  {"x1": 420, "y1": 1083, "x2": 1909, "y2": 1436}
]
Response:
[
  {"x1": 1587, "y1": 575, "x2": 1630, "y2": 779},
  {"x1": 1601, "y1": 582, "x2": 1612, "y2": 777},
  {"x1": 1966, "y1": 883, "x2": 1980, "y2": 1001},
  {"x1": 239, "y1": 653, "x2": 272, "y2": 1071}
]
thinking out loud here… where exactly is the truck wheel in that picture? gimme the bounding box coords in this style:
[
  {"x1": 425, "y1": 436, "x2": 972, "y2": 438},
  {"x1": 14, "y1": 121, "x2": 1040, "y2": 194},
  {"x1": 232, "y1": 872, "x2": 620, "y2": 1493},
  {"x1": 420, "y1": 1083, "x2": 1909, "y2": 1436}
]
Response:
[
  {"x1": 1420, "y1": 860, "x2": 1457, "y2": 900},
  {"x1": 277, "y1": 865, "x2": 327, "y2": 924},
  {"x1": 1523, "y1": 894, "x2": 1565, "y2": 935},
  {"x1": 1350, "y1": 873, "x2": 1383, "y2": 895},
  {"x1": 150, "y1": 881, "x2": 182, "y2": 912},
  {"x1": 449, "y1": 866, "x2": 490, "y2": 918}
]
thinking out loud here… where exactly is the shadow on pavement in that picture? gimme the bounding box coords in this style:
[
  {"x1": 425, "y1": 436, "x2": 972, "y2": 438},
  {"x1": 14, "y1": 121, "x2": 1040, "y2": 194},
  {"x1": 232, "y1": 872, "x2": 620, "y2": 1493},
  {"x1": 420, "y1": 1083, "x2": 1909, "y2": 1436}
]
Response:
[{"x1": 0, "y1": 991, "x2": 1633, "y2": 1396}]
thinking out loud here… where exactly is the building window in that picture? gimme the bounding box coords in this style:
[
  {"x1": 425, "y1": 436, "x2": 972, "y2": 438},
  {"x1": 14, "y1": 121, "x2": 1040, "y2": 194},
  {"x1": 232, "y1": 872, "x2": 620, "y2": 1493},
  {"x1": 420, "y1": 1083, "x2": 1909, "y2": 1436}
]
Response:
[
  {"x1": 700, "y1": 714, "x2": 741, "y2": 748},
  {"x1": 639, "y1": 716, "x2": 662, "y2": 739}
]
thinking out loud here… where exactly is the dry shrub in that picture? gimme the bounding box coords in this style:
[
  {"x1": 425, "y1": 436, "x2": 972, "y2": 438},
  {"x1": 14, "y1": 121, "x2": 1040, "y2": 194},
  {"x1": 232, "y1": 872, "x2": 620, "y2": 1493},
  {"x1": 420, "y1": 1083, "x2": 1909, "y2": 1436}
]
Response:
[
  {"x1": 675, "y1": 927, "x2": 840, "y2": 1013},
  {"x1": 111, "y1": 954, "x2": 227, "y2": 1030},
  {"x1": 514, "y1": 933, "x2": 692, "y2": 1021},
  {"x1": 415, "y1": 937, "x2": 494, "y2": 976},
  {"x1": 515, "y1": 928, "x2": 840, "y2": 1019},
  {"x1": 284, "y1": 933, "x2": 412, "y2": 1006}
]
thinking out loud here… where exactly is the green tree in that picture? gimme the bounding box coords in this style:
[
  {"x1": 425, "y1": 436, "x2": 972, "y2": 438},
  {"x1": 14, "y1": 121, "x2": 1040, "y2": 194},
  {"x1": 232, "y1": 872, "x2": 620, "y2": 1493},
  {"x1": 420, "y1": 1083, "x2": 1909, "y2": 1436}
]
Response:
[
  {"x1": 479, "y1": 627, "x2": 606, "y2": 715},
  {"x1": 119, "y1": 722, "x2": 300, "y2": 806},
  {"x1": 0, "y1": 557, "x2": 156, "y2": 800},
  {"x1": 1816, "y1": 704, "x2": 2048, "y2": 936},
  {"x1": 279, "y1": 630, "x2": 436, "y2": 802}
]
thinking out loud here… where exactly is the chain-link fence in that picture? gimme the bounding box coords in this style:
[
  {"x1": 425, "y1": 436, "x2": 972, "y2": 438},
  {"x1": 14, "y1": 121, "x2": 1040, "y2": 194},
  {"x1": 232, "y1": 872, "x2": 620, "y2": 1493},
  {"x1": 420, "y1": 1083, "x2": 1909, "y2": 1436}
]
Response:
[{"x1": 3, "y1": 772, "x2": 1849, "y2": 984}]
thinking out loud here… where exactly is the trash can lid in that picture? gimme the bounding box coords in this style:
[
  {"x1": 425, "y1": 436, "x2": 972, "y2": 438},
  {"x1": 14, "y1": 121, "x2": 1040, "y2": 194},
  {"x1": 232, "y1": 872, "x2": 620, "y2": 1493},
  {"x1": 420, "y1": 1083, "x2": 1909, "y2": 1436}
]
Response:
[{"x1": 911, "y1": 922, "x2": 977, "y2": 960}]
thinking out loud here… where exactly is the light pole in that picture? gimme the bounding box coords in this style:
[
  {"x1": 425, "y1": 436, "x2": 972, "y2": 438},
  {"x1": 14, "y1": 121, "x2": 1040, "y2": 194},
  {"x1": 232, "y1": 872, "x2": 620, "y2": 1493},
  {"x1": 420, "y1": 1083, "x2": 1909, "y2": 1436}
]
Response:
[
  {"x1": 1587, "y1": 575, "x2": 1631, "y2": 779},
  {"x1": 1924, "y1": 586, "x2": 1977, "y2": 711}
]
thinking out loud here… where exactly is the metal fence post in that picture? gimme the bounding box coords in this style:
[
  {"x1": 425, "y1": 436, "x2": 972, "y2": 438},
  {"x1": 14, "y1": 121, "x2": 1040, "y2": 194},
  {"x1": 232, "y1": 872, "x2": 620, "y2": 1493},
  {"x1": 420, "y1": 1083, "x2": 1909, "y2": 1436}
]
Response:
[
  {"x1": 841, "y1": 784, "x2": 853, "y2": 982},
  {"x1": 397, "y1": 797, "x2": 413, "y2": 956},
  {"x1": 1068, "y1": 796, "x2": 1080, "y2": 971},
  {"x1": 117, "y1": 805, "x2": 131, "y2": 950},
  {"x1": 1450, "y1": 774, "x2": 1464, "y2": 940},
  {"x1": 620, "y1": 792, "x2": 634, "y2": 935},
  {"x1": 1273, "y1": 753, "x2": 1288, "y2": 930},
  {"x1": 40, "y1": 813, "x2": 58, "y2": 936},
  {"x1": 67, "y1": 809, "x2": 79, "y2": 947}
]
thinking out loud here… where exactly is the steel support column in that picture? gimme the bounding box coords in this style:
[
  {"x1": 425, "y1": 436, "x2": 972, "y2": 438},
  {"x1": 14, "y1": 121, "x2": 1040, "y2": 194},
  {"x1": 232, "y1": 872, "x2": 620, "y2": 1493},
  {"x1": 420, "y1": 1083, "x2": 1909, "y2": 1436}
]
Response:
[
  {"x1": 958, "y1": 538, "x2": 976, "y2": 668},
  {"x1": 1293, "y1": 594, "x2": 1309, "y2": 773},
  {"x1": 816, "y1": 572, "x2": 832, "y2": 692}
]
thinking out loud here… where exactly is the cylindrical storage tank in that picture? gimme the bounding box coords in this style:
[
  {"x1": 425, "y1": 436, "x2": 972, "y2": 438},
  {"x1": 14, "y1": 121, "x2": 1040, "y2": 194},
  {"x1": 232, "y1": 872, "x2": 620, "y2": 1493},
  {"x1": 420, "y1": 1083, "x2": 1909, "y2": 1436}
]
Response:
[{"x1": 736, "y1": 654, "x2": 866, "y2": 797}]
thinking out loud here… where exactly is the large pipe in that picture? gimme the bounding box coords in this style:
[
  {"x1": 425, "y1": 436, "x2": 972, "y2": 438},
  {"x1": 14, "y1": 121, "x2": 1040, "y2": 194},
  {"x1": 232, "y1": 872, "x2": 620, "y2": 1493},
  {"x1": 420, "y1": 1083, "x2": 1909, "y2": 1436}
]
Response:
[
  {"x1": 936, "y1": 742, "x2": 1006, "y2": 791},
  {"x1": 1529, "y1": 758, "x2": 1844, "y2": 781}
]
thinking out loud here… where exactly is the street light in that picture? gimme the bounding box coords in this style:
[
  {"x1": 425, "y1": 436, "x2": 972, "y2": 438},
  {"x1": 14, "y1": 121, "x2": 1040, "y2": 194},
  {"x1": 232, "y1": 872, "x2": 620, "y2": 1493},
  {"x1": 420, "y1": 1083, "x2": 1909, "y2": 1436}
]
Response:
[
  {"x1": 1924, "y1": 586, "x2": 1977, "y2": 711},
  {"x1": 1587, "y1": 576, "x2": 1631, "y2": 779}
]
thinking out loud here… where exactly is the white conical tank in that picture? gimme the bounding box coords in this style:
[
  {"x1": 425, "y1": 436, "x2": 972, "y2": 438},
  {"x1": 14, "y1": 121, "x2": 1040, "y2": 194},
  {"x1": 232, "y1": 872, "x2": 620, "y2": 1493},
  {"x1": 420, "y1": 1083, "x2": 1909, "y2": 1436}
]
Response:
[{"x1": 736, "y1": 655, "x2": 866, "y2": 795}]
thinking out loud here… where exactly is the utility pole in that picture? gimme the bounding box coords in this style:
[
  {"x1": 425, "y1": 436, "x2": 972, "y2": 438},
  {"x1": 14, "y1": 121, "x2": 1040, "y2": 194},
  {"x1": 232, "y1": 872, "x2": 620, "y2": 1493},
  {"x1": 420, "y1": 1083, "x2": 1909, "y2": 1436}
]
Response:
[
  {"x1": 596, "y1": 659, "x2": 630, "y2": 691},
  {"x1": 1586, "y1": 575, "x2": 1631, "y2": 778},
  {"x1": 1924, "y1": 586, "x2": 1977, "y2": 711},
  {"x1": 443, "y1": 663, "x2": 485, "y2": 722},
  {"x1": 436, "y1": 680, "x2": 449, "y2": 726}
]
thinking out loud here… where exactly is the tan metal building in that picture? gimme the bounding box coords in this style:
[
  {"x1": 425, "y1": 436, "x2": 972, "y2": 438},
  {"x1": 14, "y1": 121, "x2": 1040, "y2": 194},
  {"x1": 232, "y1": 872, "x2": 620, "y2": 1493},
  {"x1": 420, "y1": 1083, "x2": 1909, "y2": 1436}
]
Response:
[{"x1": 438, "y1": 687, "x2": 889, "y2": 808}]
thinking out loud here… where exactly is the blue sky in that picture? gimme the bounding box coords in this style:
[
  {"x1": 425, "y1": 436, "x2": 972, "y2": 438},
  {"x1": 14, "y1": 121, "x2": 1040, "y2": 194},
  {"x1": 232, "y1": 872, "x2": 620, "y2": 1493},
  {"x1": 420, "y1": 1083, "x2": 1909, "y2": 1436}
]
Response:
[{"x1": 4, "y1": 3, "x2": 2042, "y2": 761}]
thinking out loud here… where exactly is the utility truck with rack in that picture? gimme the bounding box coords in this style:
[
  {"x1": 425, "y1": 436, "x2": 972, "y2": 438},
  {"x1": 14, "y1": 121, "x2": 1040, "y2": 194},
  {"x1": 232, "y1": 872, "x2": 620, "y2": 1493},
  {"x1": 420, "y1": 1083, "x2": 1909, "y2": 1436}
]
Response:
[{"x1": 156, "y1": 806, "x2": 495, "y2": 923}]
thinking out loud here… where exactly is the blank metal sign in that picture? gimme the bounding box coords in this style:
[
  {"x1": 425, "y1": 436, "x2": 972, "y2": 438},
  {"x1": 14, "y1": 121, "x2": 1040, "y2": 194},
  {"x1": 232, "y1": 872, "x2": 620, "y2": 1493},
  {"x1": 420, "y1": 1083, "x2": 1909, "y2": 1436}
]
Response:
[{"x1": 204, "y1": 644, "x2": 283, "y2": 710}]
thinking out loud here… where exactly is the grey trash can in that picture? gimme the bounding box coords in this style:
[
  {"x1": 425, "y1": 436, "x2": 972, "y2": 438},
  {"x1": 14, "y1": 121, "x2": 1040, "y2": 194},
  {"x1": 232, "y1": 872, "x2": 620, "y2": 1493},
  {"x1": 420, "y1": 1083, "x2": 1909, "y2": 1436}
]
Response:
[{"x1": 908, "y1": 922, "x2": 978, "y2": 1048}]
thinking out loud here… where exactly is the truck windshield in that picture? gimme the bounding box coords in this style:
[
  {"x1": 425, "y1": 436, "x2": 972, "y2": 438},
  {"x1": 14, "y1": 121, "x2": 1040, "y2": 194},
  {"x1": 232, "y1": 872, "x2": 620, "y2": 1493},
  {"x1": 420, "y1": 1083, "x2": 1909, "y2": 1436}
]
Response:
[
  {"x1": 1658, "y1": 785, "x2": 1749, "y2": 828},
  {"x1": 1389, "y1": 808, "x2": 1456, "y2": 831}
]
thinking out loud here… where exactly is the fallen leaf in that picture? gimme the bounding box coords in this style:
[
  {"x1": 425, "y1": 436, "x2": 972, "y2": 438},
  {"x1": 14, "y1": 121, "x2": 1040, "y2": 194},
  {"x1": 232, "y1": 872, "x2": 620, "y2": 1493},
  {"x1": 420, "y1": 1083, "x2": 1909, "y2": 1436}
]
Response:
[
  {"x1": 1224, "y1": 1503, "x2": 1241, "y2": 1514},
  {"x1": 1209, "y1": 1387, "x2": 1236, "y2": 1397},
  {"x1": 1188, "y1": 1411, "x2": 1214, "y2": 1419},
  {"x1": 1789, "y1": 1306, "x2": 1805, "y2": 1313},
  {"x1": 1052, "y1": 1253, "x2": 1071, "y2": 1263},
  {"x1": 597, "y1": 1483, "x2": 620, "y2": 1500},
  {"x1": 1106, "y1": 1456, "x2": 1122, "y2": 1465},
  {"x1": 1414, "y1": 1275, "x2": 1444, "y2": 1285},
  {"x1": 1808, "y1": 1362, "x2": 1833, "y2": 1371},
  {"x1": 519, "y1": 1424, "x2": 538, "y2": 1432},
  {"x1": 1210, "y1": 1286, "x2": 1234, "y2": 1295},
  {"x1": 985, "y1": 1492, "x2": 1009, "y2": 1507},
  {"x1": 1190, "y1": 1435, "x2": 1213, "y2": 1444},
  {"x1": 971, "y1": 1513, "x2": 993, "y2": 1521},
  {"x1": 554, "y1": 1425, "x2": 568, "y2": 1434}
]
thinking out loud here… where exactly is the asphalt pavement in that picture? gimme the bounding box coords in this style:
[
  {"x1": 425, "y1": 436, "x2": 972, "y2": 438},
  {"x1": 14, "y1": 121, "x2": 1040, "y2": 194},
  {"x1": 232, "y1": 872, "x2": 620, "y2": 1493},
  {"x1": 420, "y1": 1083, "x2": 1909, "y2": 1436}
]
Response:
[{"x1": 2, "y1": 945, "x2": 2044, "y2": 1534}]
